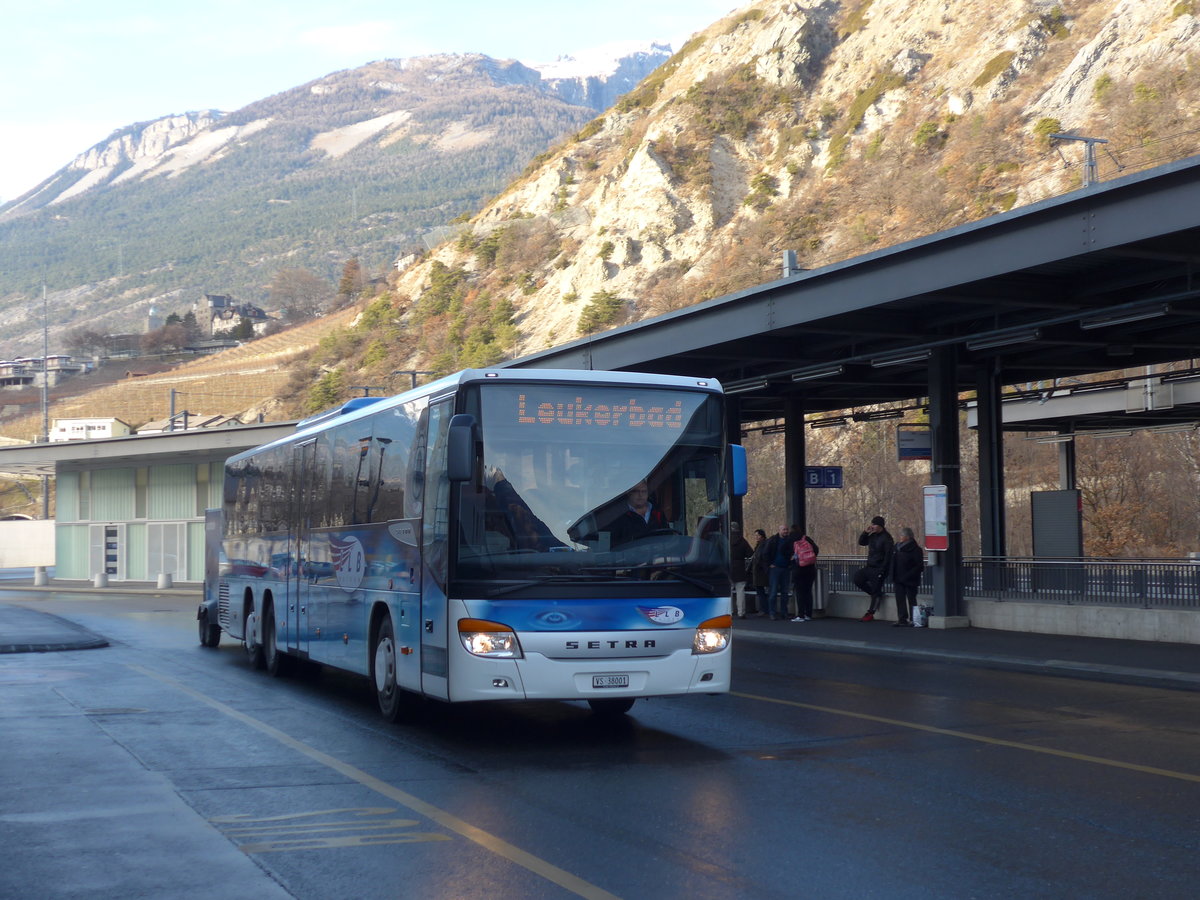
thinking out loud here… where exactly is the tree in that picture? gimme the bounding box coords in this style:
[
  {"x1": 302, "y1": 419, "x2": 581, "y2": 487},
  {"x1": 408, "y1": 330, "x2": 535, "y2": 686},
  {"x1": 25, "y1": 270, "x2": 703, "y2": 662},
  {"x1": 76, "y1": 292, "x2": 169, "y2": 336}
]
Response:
[
  {"x1": 269, "y1": 268, "x2": 333, "y2": 324},
  {"x1": 233, "y1": 317, "x2": 255, "y2": 341},
  {"x1": 64, "y1": 327, "x2": 109, "y2": 357},
  {"x1": 337, "y1": 257, "x2": 363, "y2": 302},
  {"x1": 182, "y1": 311, "x2": 203, "y2": 343},
  {"x1": 140, "y1": 323, "x2": 187, "y2": 354}
]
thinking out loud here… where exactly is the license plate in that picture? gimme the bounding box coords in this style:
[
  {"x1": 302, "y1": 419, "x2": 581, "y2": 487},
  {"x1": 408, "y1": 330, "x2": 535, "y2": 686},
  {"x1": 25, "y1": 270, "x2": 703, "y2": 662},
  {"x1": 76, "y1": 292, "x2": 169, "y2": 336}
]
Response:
[{"x1": 592, "y1": 674, "x2": 629, "y2": 689}]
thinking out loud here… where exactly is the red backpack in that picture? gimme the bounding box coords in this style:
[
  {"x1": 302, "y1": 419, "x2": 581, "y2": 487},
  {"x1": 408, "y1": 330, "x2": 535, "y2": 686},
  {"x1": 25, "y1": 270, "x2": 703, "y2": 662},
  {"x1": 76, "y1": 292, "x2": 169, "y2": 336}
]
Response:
[{"x1": 794, "y1": 537, "x2": 816, "y2": 566}]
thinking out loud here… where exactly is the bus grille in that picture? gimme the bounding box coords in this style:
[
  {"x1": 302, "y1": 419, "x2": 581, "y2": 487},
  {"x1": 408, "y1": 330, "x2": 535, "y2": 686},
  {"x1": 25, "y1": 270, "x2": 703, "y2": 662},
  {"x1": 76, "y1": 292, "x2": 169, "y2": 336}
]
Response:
[{"x1": 217, "y1": 582, "x2": 231, "y2": 629}]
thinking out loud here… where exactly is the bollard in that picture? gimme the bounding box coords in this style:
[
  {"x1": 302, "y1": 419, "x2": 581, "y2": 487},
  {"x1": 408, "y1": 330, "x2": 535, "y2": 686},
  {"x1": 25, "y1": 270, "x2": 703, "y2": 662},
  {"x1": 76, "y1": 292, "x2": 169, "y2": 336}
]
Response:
[
  {"x1": 33, "y1": 566, "x2": 49, "y2": 587},
  {"x1": 93, "y1": 572, "x2": 108, "y2": 588},
  {"x1": 156, "y1": 573, "x2": 173, "y2": 589}
]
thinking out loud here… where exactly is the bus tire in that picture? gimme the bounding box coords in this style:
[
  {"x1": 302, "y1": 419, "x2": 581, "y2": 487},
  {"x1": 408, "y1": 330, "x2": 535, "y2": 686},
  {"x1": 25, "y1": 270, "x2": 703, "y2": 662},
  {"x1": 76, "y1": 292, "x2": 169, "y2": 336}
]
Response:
[
  {"x1": 588, "y1": 697, "x2": 635, "y2": 717},
  {"x1": 263, "y1": 602, "x2": 288, "y2": 677},
  {"x1": 198, "y1": 609, "x2": 220, "y2": 648},
  {"x1": 244, "y1": 601, "x2": 265, "y2": 670},
  {"x1": 372, "y1": 614, "x2": 409, "y2": 722}
]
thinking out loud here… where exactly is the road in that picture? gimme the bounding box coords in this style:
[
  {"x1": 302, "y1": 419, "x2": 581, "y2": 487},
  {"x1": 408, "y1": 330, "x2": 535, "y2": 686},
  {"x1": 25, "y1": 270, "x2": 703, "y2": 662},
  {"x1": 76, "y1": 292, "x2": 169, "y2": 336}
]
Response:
[{"x1": 2, "y1": 590, "x2": 1197, "y2": 899}]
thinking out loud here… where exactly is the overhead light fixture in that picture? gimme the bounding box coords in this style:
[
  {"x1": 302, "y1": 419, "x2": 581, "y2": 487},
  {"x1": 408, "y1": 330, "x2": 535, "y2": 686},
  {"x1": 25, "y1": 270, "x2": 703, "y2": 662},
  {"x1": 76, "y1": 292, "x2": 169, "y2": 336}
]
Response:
[
  {"x1": 724, "y1": 379, "x2": 769, "y2": 395},
  {"x1": 1068, "y1": 378, "x2": 1128, "y2": 394},
  {"x1": 1159, "y1": 369, "x2": 1200, "y2": 384},
  {"x1": 1086, "y1": 430, "x2": 1133, "y2": 439},
  {"x1": 1149, "y1": 423, "x2": 1197, "y2": 434},
  {"x1": 1079, "y1": 303, "x2": 1171, "y2": 330},
  {"x1": 1032, "y1": 434, "x2": 1075, "y2": 444},
  {"x1": 809, "y1": 416, "x2": 849, "y2": 428},
  {"x1": 870, "y1": 348, "x2": 932, "y2": 368},
  {"x1": 791, "y1": 364, "x2": 844, "y2": 382},
  {"x1": 852, "y1": 408, "x2": 906, "y2": 421},
  {"x1": 966, "y1": 327, "x2": 1042, "y2": 351}
]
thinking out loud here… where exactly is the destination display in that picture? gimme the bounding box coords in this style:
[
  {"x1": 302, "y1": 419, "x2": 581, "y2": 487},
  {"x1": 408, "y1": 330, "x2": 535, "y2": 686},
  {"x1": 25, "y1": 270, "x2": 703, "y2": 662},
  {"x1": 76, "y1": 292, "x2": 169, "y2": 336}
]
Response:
[{"x1": 514, "y1": 391, "x2": 687, "y2": 429}]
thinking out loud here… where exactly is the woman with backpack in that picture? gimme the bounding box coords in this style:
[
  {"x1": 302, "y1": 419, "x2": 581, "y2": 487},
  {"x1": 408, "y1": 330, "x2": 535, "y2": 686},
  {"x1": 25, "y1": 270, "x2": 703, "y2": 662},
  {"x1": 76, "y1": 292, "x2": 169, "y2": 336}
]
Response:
[{"x1": 790, "y1": 528, "x2": 820, "y2": 623}]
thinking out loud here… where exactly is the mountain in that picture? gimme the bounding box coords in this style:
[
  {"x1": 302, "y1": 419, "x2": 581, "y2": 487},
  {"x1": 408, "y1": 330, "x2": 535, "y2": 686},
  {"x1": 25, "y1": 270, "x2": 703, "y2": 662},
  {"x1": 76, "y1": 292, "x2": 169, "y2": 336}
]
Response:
[{"x1": 0, "y1": 43, "x2": 671, "y2": 357}]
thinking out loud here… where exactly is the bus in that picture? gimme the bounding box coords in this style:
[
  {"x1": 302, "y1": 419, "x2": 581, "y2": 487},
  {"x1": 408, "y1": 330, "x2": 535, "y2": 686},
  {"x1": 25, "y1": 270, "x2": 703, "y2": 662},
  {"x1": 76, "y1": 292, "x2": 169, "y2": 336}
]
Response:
[{"x1": 199, "y1": 368, "x2": 747, "y2": 718}]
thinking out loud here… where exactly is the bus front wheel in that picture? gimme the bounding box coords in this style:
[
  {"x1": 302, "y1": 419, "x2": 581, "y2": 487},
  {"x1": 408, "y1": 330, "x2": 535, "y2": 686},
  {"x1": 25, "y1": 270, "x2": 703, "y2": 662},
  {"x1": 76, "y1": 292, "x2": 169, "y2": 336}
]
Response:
[
  {"x1": 198, "y1": 609, "x2": 220, "y2": 647},
  {"x1": 372, "y1": 615, "x2": 409, "y2": 722}
]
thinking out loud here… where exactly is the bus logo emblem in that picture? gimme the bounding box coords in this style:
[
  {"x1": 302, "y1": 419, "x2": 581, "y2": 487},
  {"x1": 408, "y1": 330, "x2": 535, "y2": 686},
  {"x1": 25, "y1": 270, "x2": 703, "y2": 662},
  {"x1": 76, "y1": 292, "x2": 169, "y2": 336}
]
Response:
[
  {"x1": 638, "y1": 606, "x2": 684, "y2": 625},
  {"x1": 332, "y1": 535, "x2": 366, "y2": 593}
]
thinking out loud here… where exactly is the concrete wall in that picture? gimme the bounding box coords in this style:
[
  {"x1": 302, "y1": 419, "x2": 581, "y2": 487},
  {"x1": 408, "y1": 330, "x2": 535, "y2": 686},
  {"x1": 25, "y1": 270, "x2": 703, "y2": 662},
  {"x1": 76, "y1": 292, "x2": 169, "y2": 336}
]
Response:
[
  {"x1": 0, "y1": 520, "x2": 55, "y2": 566},
  {"x1": 823, "y1": 590, "x2": 1200, "y2": 645}
]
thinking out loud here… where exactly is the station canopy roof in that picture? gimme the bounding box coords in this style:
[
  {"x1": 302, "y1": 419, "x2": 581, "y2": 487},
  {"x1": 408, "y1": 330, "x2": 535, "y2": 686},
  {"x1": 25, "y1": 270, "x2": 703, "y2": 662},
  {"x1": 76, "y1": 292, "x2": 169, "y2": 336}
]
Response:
[{"x1": 510, "y1": 155, "x2": 1200, "y2": 436}]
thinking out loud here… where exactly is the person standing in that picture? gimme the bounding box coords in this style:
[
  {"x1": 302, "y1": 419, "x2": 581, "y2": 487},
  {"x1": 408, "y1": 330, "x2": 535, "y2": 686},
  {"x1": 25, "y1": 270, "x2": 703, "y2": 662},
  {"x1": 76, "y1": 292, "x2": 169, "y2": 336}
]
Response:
[
  {"x1": 790, "y1": 529, "x2": 820, "y2": 623},
  {"x1": 854, "y1": 516, "x2": 894, "y2": 621},
  {"x1": 891, "y1": 527, "x2": 924, "y2": 626},
  {"x1": 729, "y1": 524, "x2": 754, "y2": 619},
  {"x1": 764, "y1": 524, "x2": 792, "y2": 620},
  {"x1": 750, "y1": 528, "x2": 770, "y2": 616}
]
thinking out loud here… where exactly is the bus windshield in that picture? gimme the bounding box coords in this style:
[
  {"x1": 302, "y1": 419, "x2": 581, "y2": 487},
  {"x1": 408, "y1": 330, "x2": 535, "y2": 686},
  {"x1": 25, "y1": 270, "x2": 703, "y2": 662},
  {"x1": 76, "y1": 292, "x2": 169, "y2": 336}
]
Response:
[{"x1": 454, "y1": 382, "x2": 730, "y2": 596}]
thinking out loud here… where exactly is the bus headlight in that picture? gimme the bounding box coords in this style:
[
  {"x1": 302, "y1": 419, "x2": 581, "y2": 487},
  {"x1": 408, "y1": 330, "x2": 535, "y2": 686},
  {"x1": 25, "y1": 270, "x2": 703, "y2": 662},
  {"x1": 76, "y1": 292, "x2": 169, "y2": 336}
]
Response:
[
  {"x1": 693, "y1": 614, "x2": 732, "y2": 654},
  {"x1": 458, "y1": 618, "x2": 523, "y2": 659}
]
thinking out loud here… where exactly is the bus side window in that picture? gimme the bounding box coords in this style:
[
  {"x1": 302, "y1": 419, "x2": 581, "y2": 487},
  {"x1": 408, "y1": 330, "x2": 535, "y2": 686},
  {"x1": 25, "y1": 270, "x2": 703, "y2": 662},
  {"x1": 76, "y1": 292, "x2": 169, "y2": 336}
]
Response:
[{"x1": 372, "y1": 401, "x2": 418, "y2": 522}]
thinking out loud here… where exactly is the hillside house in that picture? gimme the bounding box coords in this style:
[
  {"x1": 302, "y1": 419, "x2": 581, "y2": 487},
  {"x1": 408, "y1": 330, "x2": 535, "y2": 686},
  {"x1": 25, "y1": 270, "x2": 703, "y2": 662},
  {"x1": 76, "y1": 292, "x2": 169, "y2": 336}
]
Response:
[
  {"x1": 136, "y1": 413, "x2": 242, "y2": 434},
  {"x1": 0, "y1": 355, "x2": 91, "y2": 390},
  {"x1": 195, "y1": 293, "x2": 273, "y2": 337},
  {"x1": 49, "y1": 417, "x2": 133, "y2": 442}
]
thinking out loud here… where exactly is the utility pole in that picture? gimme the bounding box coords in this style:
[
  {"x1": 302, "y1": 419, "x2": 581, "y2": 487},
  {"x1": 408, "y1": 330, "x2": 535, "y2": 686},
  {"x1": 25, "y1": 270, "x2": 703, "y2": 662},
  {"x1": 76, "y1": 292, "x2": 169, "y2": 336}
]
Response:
[
  {"x1": 1050, "y1": 133, "x2": 1108, "y2": 187},
  {"x1": 41, "y1": 285, "x2": 49, "y2": 517},
  {"x1": 390, "y1": 370, "x2": 436, "y2": 391}
]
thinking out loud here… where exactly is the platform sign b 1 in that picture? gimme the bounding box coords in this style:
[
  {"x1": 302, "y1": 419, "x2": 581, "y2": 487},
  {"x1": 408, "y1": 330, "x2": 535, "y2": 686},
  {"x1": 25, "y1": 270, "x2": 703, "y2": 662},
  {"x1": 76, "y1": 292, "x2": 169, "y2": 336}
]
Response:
[
  {"x1": 923, "y1": 484, "x2": 949, "y2": 551},
  {"x1": 804, "y1": 466, "x2": 843, "y2": 488}
]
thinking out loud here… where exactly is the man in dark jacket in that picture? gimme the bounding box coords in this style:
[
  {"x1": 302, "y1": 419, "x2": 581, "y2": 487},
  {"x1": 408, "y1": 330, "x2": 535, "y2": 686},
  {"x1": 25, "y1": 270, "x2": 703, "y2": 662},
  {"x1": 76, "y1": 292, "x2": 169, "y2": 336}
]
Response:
[
  {"x1": 854, "y1": 515, "x2": 894, "y2": 621},
  {"x1": 891, "y1": 526, "x2": 924, "y2": 626},
  {"x1": 763, "y1": 524, "x2": 793, "y2": 620}
]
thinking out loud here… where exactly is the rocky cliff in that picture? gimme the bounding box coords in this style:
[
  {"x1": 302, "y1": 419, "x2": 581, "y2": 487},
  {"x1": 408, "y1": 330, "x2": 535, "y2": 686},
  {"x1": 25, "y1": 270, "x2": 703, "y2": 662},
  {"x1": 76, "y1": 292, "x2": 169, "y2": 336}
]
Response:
[{"x1": 386, "y1": 0, "x2": 1200, "y2": 364}]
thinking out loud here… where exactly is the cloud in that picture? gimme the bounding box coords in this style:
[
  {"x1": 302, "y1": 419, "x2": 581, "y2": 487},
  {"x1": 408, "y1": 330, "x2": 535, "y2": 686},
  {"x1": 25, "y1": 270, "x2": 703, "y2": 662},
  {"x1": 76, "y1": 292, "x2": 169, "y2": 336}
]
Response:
[
  {"x1": 296, "y1": 21, "x2": 403, "y2": 58},
  {"x1": 0, "y1": 121, "x2": 113, "y2": 202}
]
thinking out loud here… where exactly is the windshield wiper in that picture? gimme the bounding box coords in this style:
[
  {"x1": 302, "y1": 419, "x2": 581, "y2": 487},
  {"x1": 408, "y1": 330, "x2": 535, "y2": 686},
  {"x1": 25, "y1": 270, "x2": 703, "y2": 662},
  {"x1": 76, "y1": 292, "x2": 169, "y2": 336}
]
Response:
[
  {"x1": 484, "y1": 574, "x2": 612, "y2": 598},
  {"x1": 646, "y1": 568, "x2": 718, "y2": 593}
]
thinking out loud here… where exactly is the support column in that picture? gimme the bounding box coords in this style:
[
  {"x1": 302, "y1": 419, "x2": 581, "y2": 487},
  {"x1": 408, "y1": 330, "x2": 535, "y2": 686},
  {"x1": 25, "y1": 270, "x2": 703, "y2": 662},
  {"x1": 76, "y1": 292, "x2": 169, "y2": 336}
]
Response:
[
  {"x1": 1058, "y1": 434, "x2": 1076, "y2": 490},
  {"x1": 976, "y1": 363, "x2": 1006, "y2": 558},
  {"x1": 783, "y1": 397, "x2": 807, "y2": 530},
  {"x1": 929, "y1": 348, "x2": 966, "y2": 626}
]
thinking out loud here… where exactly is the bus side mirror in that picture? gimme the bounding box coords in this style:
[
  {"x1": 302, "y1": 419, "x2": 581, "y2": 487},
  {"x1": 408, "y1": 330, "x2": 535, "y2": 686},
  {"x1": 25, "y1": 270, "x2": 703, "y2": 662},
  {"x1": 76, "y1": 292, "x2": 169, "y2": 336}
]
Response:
[
  {"x1": 729, "y1": 444, "x2": 747, "y2": 497},
  {"x1": 447, "y1": 414, "x2": 477, "y2": 482}
]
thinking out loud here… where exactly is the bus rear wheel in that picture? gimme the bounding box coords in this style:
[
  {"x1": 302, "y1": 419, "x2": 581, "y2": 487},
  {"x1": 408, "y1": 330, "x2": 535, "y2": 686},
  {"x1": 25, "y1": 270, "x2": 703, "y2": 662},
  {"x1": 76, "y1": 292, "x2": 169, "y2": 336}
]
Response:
[
  {"x1": 263, "y1": 603, "x2": 288, "y2": 677},
  {"x1": 588, "y1": 697, "x2": 635, "y2": 717},
  {"x1": 244, "y1": 601, "x2": 265, "y2": 670},
  {"x1": 372, "y1": 615, "x2": 409, "y2": 722}
]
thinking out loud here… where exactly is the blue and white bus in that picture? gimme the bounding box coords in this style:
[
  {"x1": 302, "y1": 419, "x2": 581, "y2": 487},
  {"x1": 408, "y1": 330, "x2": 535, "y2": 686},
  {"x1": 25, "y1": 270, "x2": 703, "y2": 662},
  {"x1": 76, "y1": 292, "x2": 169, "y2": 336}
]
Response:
[{"x1": 200, "y1": 368, "x2": 747, "y2": 718}]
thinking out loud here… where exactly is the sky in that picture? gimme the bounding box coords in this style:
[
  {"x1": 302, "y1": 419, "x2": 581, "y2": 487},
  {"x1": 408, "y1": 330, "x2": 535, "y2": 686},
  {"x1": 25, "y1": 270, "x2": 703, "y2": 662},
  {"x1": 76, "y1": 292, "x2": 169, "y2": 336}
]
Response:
[{"x1": 0, "y1": 0, "x2": 739, "y2": 203}]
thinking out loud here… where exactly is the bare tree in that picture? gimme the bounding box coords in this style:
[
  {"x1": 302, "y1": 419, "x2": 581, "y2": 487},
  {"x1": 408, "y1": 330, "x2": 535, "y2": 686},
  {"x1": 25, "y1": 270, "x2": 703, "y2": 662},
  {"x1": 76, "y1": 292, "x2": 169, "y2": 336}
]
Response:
[{"x1": 269, "y1": 268, "x2": 333, "y2": 324}]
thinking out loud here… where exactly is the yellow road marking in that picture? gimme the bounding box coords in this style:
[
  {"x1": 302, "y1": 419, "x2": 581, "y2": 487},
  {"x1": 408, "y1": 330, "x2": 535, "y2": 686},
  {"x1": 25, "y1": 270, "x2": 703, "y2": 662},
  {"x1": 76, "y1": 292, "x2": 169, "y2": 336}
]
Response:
[
  {"x1": 731, "y1": 690, "x2": 1200, "y2": 783},
  {"x1": 130, "y1": 665, "x2": 621, "y2": 900}
]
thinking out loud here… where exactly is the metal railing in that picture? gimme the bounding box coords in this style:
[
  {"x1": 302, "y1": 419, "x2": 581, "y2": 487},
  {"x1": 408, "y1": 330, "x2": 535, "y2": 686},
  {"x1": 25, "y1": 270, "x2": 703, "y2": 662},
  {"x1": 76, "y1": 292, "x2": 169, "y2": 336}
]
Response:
[{"x1": 818, "y1": 556, "x2": 1200, "y2": 610}]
